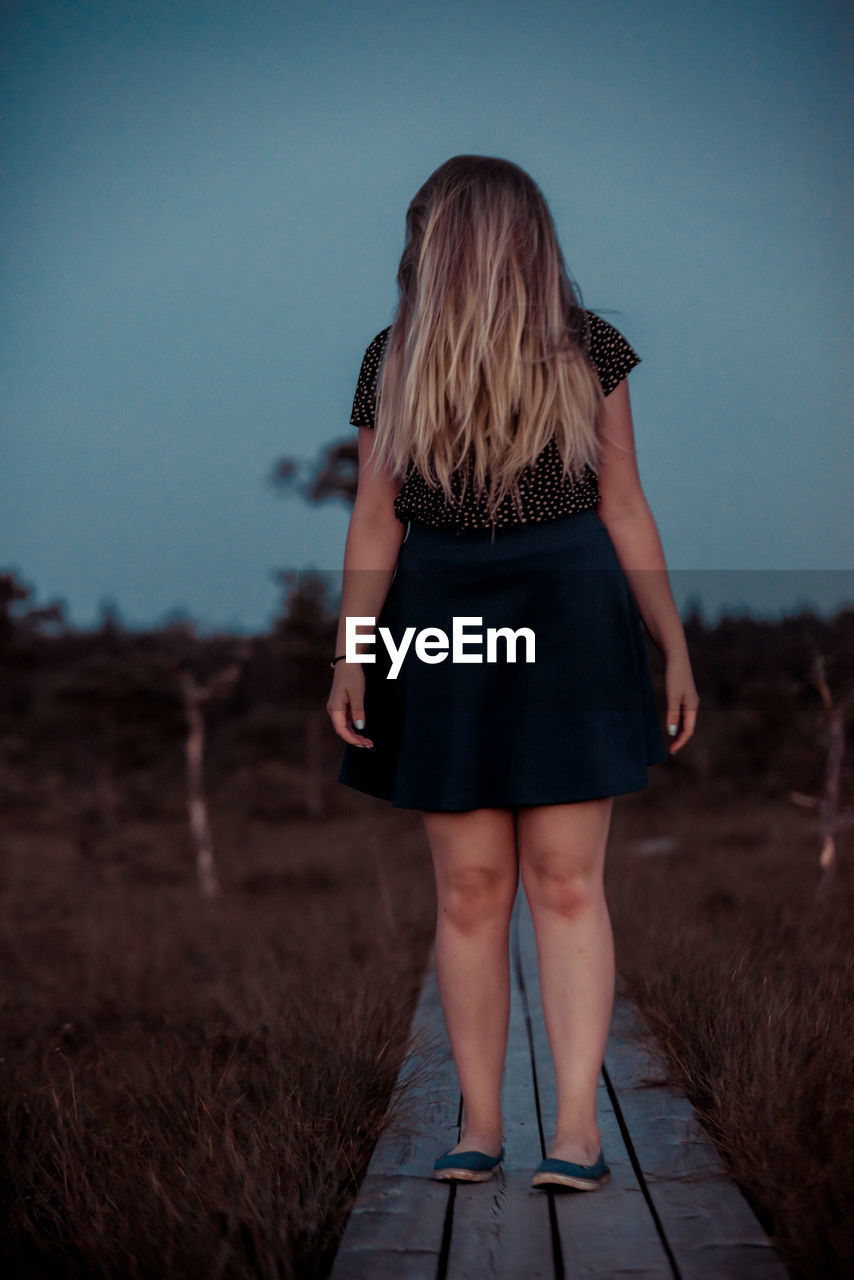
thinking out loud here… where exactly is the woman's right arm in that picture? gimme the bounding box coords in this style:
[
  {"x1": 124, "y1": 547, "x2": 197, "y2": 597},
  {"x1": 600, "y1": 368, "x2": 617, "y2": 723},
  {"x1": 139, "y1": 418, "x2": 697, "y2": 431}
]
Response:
[{"x1": 326, "y1": 428, "x2": 406, "y2": 748}]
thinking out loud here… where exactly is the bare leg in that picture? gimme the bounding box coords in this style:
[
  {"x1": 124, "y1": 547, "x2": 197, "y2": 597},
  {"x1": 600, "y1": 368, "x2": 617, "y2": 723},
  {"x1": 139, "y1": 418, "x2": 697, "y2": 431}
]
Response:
[
  {"x1": 517, "y1": 798, "x2": 615, "y2": 1164},
  {"x1": 421, "y1": 807, "x2": 519, "y2": 1156}
]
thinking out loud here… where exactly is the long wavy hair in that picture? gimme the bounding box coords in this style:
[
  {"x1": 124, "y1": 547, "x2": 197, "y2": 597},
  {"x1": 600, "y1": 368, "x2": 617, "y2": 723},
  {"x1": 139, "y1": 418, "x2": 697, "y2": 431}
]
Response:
[{"x1": 370, "y1": 155, "x2": 604, "y2": 520}]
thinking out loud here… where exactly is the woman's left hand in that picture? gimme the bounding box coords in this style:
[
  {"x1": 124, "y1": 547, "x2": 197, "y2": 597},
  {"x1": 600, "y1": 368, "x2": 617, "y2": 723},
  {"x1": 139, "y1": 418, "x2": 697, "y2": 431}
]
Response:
[{"x1": 664, "y1": 650, "x2": 699, "y2": 754}]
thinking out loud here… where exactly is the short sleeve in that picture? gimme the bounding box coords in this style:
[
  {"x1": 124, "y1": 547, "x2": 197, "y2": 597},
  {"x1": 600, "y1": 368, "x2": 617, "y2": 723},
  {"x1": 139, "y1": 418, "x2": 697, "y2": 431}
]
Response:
[
  {"x1": 583, "y1": 312, "x2": 641, "y2": 397},
  {"x1": 349, "y1": 328, "x2": 391, "y2": 428}
]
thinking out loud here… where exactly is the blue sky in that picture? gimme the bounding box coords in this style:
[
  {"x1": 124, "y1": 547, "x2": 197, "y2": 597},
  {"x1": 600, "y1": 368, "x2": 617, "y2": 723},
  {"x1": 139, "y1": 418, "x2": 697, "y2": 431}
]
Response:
[{"x1": 2, "y1": 0, "x2": 852, "y2": 633}]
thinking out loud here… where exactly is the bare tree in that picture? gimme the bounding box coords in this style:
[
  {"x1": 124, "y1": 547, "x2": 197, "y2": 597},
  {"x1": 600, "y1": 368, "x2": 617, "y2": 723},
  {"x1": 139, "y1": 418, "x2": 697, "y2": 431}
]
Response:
[
  {"x1": 789, "y1": 650, "x2": 854, "y2": 894},
  {"x1": 0, "y1": 570, "x2": 67, "y2": 642},
  {"x1": 173, "y1": 646, "x2": 250, "y2": 898},
  {"x1": 270, "y1": 439, "x2": 359, "y2": 509}
]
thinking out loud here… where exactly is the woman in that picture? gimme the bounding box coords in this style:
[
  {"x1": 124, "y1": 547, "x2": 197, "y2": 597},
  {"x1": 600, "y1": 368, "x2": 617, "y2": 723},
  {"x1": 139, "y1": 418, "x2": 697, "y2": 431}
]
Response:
[{"x1": 326, "y1": 155, "x2": 698, "y2": 1191}]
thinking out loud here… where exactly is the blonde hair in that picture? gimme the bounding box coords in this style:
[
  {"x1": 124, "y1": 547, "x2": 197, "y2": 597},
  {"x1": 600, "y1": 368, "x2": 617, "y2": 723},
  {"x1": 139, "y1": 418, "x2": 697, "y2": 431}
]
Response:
[{"x1": 370, "y1": 155, "x2": 603, "y2": 521}]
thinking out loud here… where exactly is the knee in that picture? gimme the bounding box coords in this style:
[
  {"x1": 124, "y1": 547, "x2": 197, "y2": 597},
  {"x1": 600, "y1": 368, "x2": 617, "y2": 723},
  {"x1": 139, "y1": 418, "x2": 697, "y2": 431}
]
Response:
[
  {"x1": 522, "y1": 854, "x2": 601, "y2": 919},
  {"x1": 438, "y1": 864, "x2": 517, "y2": 933}
]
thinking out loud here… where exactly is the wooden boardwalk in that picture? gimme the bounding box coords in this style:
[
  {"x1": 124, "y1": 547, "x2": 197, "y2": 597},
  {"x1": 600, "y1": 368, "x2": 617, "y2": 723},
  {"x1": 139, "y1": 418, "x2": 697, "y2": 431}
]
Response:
[{"x1": 330, "y1": 889, "x2": 789, "y2": 1278}]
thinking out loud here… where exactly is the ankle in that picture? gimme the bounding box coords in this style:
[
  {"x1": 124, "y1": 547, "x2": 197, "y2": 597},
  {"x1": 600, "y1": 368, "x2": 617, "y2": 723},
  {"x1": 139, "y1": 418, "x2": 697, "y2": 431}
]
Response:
[
  {"x1": 457, "y1": 1120, "x2": 504, "y2": 1153},
  {"x1": 548, "y1": 1127, "x2": 602, "y2": 1163},
  {"x1": 554, "y1": 1106, "x2": 600, "y2": 1142},
  {"x1": 554, "y1": 1121, "x2": 600, "y2": 1141}
]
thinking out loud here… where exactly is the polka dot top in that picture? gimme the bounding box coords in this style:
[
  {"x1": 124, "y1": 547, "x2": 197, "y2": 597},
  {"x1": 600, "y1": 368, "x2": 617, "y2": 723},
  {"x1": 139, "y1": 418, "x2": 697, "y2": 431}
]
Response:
[{"x1": 349, "y1": 310, "x2": 641, "y2": 531}]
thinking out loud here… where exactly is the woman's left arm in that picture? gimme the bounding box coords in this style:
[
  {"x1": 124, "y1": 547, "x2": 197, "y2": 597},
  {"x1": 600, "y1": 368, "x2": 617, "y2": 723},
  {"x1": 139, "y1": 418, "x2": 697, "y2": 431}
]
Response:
[{"x1": 595, "y1": 379, "x2": 699, "y2": 753}]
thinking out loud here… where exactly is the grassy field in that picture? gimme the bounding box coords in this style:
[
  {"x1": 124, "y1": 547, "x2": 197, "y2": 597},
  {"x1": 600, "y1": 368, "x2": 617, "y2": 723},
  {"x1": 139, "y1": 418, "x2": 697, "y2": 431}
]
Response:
[
  {"x1": 0, "y1": 790, "x2": 436, "y2": 1279},
  {"x1": 1, "y1": 596, "x2": 852, "y2": 1277},
  {"x1": 605, "y1": 782, "x2": 854, "y2": 1280},
  {"x1": 1, "y1": 773, "x2": 852, "y2": 1278}
]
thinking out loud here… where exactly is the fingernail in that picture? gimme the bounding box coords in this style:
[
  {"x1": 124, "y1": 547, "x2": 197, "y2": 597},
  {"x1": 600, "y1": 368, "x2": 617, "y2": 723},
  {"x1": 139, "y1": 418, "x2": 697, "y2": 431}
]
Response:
[
  {"x1": 667, "y1": 724, "x2": 678, "y2": 735},
  {"x1": 354, "y1": 718, "x2": 365, "y2": 730}
]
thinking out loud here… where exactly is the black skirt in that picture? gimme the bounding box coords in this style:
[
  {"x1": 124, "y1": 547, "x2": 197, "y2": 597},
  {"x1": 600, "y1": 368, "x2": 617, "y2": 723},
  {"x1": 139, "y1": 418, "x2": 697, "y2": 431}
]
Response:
[{"x1": 337, "y1": 508, "x2": 669, "y2": 811}]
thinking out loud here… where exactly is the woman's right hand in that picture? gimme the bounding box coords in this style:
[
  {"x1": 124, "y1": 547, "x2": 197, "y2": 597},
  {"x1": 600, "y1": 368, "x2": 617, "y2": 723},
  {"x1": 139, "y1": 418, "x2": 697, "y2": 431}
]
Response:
[{"x1": 326, "y1": 661, "x2": 375, "y2": 748}]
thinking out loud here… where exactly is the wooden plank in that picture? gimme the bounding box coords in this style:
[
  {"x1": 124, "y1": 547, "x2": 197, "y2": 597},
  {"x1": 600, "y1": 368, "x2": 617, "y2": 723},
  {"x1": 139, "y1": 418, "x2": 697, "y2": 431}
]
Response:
[
  {"x1": 604, "y1": 989, "x2": 790, "y2": 1278},
  {"x1": 445, "y1": 890, "x2": 555, "y2": 1278},
  {"x1": 334, "y1": 883, "x2": 788, "y2": 1278},
  {"x1": 329, "y1": 949, "x2": 459, "y2": 1278},
  {"x1": 515, "y1": 891, "x2": 674, "y2": 1278}
]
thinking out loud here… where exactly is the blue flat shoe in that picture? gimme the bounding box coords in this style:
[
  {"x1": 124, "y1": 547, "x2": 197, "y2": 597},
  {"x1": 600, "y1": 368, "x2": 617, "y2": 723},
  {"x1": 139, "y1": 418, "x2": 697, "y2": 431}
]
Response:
[
  {"x1": 531, "y1": 1148, "x2": 610, "y2": 1190},
  {"x1": 433, "y1": 1145, "x2": 505, "y2": 1182}
]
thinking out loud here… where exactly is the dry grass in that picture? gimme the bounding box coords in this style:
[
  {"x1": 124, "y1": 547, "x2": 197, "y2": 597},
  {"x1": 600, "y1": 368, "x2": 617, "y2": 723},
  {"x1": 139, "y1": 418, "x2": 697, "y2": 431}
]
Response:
[
  {"x1": 3, "y1": 576, "x2": 852, "y2": 1276},
  {"x1": 0, "y1": 794, "x2": 436, "y2": 1280},
  {"x1": 606, "y1": 785, "x2": 854, "y2": 1280},
  {"x1": 1, "y1": 770, "x2": 853, "y2": 1278}
]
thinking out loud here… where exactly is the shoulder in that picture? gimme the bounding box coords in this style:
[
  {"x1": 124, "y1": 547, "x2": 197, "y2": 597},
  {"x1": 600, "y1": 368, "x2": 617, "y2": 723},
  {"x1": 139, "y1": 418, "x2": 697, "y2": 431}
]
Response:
[
  {"x1": 581, "y1": 310, "x2": 642, "y2": 397},
  {"x1": 361, "y1": 326, "x2": 392, "y2": 365},
  {"x1": 354, "y1": 326, "x2": 392, "y2": 390},
  {"x1": 350, "y1": 327, "x2": 392, "y2": 428}
]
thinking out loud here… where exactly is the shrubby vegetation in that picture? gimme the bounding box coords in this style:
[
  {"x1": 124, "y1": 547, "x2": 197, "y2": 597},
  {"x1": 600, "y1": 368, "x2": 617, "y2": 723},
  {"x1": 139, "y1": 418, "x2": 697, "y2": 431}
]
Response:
[
  {"x1": 2, "y1": 570, "x2": 852, "y2": 817},
  {"x1": 0, "y1": 568, "x2": 852, "y2": 1278}
]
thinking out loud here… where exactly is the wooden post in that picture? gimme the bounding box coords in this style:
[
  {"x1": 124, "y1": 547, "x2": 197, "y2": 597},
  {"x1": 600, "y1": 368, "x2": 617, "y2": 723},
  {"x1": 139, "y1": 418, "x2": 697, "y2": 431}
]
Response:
[
  {"x1": 790, "y1": 653, "x2": 854, "y2": 895},
  {"x1": 811, "y1": 654, "x2": 854, "y2": 892},
  {"x1": 177, "y1": 661, "x2": 243, "y2": 899}
]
